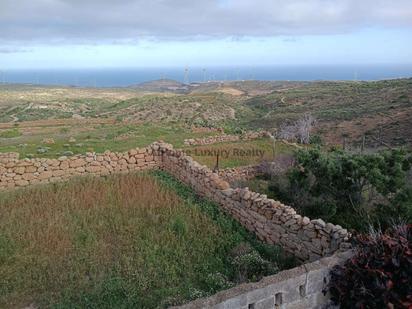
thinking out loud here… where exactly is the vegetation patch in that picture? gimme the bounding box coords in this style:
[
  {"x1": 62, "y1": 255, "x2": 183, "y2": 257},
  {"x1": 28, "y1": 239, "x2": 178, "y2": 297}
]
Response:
[
  {"x1": 328, "y1": 224, "x2": 412, "y2": 309},
  {"x1": 242, "y1": 147, "x2": 412, "y2": 232},
  {"x1": 0, "y1": 128, "x2": 22, "y2": 138},
  {"x1": 0, "y1": 172, "x2": 295, "y2": 308}
]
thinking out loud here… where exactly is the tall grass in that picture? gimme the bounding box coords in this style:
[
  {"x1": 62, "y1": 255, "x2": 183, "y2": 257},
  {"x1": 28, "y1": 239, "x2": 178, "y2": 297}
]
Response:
[{"x1": 0, "y1": 172, "x2": 296, "y2": 308}]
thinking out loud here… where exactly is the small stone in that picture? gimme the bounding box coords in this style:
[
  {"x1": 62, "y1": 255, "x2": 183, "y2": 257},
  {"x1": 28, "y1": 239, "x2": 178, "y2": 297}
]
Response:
[
  {"x1": 302, "y1": 216, "x2": 310, "y2": 225},
  {"x1": 41, "y1": 138, "x2": 55, "y2": 145},
  {"x1": 312, "y1": 219, "x2": 326, "y2": 228}
]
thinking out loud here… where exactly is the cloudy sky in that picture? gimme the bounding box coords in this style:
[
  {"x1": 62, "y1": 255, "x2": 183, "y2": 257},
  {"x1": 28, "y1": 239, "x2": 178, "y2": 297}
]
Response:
[{"x1": 1, "y1": 0, "x2": 411, "y2": 69}]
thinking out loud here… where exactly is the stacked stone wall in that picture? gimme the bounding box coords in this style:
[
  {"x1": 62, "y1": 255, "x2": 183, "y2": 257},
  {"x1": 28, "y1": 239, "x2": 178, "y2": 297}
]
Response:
[
  {"x1": 153, "y1": 142, "x2": 350, "y2": 261},
  {"x1": 0, "y1": 152, "x2": 19, "y2": 164},
  {"x1": 184, "y1": 131, "x2": 269, "y2": 146},
  {"x1": 1, "y1": 142, "x2": 351, "y2": 308},
  {"x1": 218, "y1": 164, "x2": 264, "y2": 183},
  {"x1": 1, "y1": 142, "x2": 350, "y2": 262},
  {"x1": 0, "y1": 148, "x2": 158, "y2": 190}
]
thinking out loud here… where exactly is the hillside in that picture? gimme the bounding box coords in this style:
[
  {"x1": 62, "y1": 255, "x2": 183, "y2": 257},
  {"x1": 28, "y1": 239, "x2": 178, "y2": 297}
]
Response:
[
  {"x1": 239, "y1": 79, "x2": 412, "y2": 146},
  {"x1": 0, "y1": 78, "x2": 411, "y2": 160},
  {"x1": 130, "y1": 79, "x2": 189, "y2": 93}
]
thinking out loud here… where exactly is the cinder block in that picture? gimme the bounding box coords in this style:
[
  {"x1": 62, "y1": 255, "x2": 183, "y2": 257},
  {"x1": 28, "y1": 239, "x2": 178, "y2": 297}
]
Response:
[
  {"x1": 223, "y1": 294, "x2": 247, "y2": 309},
  {"x1": 253, "y1": 297, "x2": 275, "y2": 309}
]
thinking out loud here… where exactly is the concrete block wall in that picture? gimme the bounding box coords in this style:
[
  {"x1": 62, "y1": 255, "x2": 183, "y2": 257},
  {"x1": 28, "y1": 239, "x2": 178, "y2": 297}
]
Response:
[{"x1": 172, "y1": 250, "x2": 352, "y2": 309}]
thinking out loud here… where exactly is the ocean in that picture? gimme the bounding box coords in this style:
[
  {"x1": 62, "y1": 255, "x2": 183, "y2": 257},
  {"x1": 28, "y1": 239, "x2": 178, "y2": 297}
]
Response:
[{"x1": 1, "y1": 64, "x2": 411, "y2": 87}]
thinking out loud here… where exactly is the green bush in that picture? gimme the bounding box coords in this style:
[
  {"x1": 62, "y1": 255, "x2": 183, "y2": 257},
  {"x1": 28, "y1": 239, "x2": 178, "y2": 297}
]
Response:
[
  {"x1": 231, "y1": 249, "x2": 278, "y2": 283},
  {"x1": 203, "y1": 273, "x2": 233, "y2": 293},
  {"x1": 374, "y1": 187, "x2": 412, "y2": 227},
  {"x1": 268, "y1": 147, "x2": 412, "y2": 231},
  {"x1": 309, "y1": 134, "x2": 323, "y2": 145},
  {"x1": 0, "y1": 128, "x2": 21, "y2": 138}
]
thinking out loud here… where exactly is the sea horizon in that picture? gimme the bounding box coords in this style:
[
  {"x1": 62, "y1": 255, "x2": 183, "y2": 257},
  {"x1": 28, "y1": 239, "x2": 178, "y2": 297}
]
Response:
[{"x1": 1, "y1": 64, "x2": 411, "y2": 88}]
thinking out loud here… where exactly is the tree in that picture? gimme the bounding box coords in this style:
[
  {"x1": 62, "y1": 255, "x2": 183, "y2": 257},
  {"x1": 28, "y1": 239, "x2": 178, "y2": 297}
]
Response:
[
  {"x1": 295, "y1": 113, "x2": 315, "y2": 144},
  {"x1": 278, "y1": 113, "x2": 316, "y2": 144}
]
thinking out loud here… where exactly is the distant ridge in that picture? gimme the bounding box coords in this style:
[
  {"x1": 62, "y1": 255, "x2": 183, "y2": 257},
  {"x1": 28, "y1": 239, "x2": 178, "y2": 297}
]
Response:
[{"x1": 129, "y1": 79, "x2": 189, "y2": 92}]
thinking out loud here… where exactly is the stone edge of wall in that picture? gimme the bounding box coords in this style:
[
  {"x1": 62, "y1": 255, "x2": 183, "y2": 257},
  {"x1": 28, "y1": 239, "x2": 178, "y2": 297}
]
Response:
[
  {"x1": 158, "y1": 143, "x2": 351, "y2": 261},
  {"x1": 1, "y1": 142, "x2": 351, "y2": 262},
  {"x1": 184, "y1": 131, "x2": 269, "y2": 146},
  {"x1": 218, "y1": 164, "x2": 264, "y2": 183},
  {"x1": 0, "y1": 147, "x2": 159, "y2": 190},
  {"x1": 0, "y1": 152, "x2": 19, "y2": 162},
  {"x1": 171, "y1": 250, "x2": 352, "y2": 309}
]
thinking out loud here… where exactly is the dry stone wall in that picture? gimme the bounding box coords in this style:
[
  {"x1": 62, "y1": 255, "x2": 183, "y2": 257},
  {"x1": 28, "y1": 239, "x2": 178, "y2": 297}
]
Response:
[
  {"x1": 0, "y1": 152, "x2": 19, "y2": 163},
  {"x1": 184, "y1": 131, "x2": 269, "y2": 146},
  {"x1": 218, "y1": 164, "x2": 264, "y2": 183},
  {"x1": 1, "y1": 142, "x2": 352, "y2": 308},
  {"x1": 153, "y1": 142, "x2": 350, "y2": 262},
  {"x1": 1, "y1": 142, "x2": 350, "y2": 262},
  {"x1": 0, "y1": 148, "x2": 158, "y2": 190}
]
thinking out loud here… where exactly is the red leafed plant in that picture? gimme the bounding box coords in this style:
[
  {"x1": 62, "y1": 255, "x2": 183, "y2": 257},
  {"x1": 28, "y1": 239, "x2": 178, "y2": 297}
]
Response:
[{"x1": 328, "y1": 224, "x2": 412, "y2": 309}]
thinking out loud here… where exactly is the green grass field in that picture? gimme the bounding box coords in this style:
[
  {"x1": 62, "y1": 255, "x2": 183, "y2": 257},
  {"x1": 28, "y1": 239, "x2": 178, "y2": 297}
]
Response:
[
  {"x1": 183, "y1": 138, "x2": 296, "y2": 169},
  {"x1": 0, "y1": 123, "x2": 216, "y2": 159},
  {"x1": 0, "y1": 171, "x2": 295, "y2": 308}
]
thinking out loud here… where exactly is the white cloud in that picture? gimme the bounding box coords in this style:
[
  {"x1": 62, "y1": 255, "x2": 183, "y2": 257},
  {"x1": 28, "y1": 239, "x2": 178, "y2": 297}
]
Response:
[{"x1": 0, "y1": 0, "x2": 411, "y2": 42}]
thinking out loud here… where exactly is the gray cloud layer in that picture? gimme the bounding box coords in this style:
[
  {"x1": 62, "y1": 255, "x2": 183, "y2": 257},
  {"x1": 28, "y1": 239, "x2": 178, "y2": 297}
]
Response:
[{"x1": 1, "y1": 0, "x2": 412, "y2": 42}]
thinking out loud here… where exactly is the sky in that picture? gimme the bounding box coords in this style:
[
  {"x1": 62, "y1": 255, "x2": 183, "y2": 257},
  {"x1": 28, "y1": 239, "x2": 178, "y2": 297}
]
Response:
[{"x1": 0, "y1": 0, "x2": 411, "y2": 69}]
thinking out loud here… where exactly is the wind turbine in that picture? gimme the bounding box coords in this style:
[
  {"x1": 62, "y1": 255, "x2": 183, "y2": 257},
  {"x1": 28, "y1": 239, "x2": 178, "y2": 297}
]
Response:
[
  {"x1": 184, "y1": 66, "x2": 190, "y2": 84},
  {"x1": 202, "y1": 68, "x2": 206, "y2": 82},
  {"x1": 0, "y1": 71, "x2": 6, "y2": 84}
]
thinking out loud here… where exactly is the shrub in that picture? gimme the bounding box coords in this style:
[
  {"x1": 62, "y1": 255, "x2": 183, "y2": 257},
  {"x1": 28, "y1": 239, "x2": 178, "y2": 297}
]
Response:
[
  {"x1": 374, "y1": 187, "x2": 412, "y2": 228},
  {"x1": 0, "y1": 128, "x2": 21, "y2": 138},
  {"x1": 233, "y1": 127, "x2": 244, "y2": 135},
  {"x1": 309, "y1": 134, "x2": 323, "y2": 145},
  {"x1": 37, "y1": 147, "x2": 49, "y2": 154},
  {"x1": 229, "y1": 243, "x2": 278, "y2": 283},
  {"x1": 278, "y1": 147, "x2": 412, "y2": 230},
  {"x1": 328, "y1": 224, "x2": 412, "y2": 309},
  {"x1": 203, "y1": 272, "x2": 233, "y2": 293}
]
